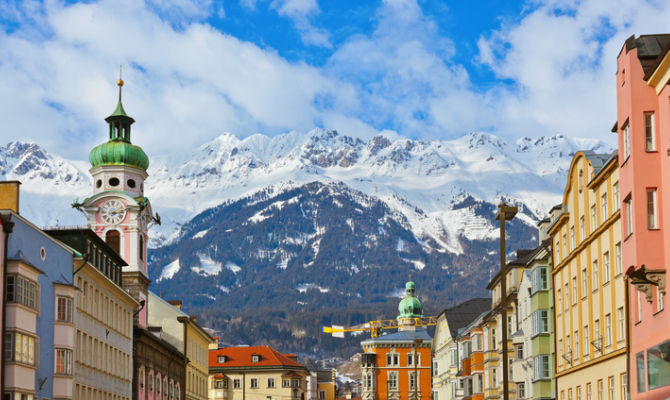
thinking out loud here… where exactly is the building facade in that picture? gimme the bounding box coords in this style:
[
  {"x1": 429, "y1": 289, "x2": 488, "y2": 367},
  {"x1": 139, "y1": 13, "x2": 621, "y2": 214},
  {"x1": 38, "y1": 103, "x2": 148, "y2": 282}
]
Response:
[
  {"x1": 615, "y1": 33, "x2": 670, "y2": 399},
  {"x1": 511, "y1": 222, "x2": 554, "y2": 400},
  {"x1": 45, "y1": 228, "x2": 138, "y2": 400},
  {"x1": 431, "y1": 298, "x2": 490, "y2": 400},
  {"x1": 208, "y1": 345, "x2": 310, "y2": 400},
  {"x1": 360, "y1": 281, "x2": 432, "y2": 400},
  {"x1": 549, "y1": 151, "x2": 626, "y2": 400},
  {"x1": 0, "y1": 183, "x2": 76, "y2": 400},
  {"x1": 147, "y1": 294, "x2": 214, "y2": 400}
]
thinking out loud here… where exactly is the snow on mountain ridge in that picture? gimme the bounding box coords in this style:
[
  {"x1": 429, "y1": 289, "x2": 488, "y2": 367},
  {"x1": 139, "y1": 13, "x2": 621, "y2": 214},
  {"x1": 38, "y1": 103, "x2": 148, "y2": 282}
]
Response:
[{"x1": 0, "y1": 130, "x2": 614, "y2": 250}]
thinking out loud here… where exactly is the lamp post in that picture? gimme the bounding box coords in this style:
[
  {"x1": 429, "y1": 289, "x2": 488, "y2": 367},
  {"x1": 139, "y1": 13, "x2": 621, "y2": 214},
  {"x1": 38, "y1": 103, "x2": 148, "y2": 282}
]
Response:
[
  {"x1": 495, "y1": 202, "x2": 517, "y2": 400},
  {"x1": 413, "y1": 338, "x2": 423, "y2": 400}
]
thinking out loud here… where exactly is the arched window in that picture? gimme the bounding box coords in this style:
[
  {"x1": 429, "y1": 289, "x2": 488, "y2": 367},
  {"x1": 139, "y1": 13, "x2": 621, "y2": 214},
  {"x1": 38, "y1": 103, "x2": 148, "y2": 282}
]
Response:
[
  {"x1": 170, "y1": 380, "x2": 175, "y2": 399},
  {"x1": 175, "y1": 383, "x2": 181, "y2": 400},
  {"x1": 164, "y1": 376, "x2": 169, "y2": 400},
  {"x1": 149, "y1": 370, "x2": 154, "y2": 393},
  {"x1": 140, "y1": 234, "x2": 144, "y2": 261},
  {"x1": 156, "y1": 373, "x2": 162, "y2": 395},
  {"x1": 106, "y1": 230, "x2": 120, "y2": 255}
]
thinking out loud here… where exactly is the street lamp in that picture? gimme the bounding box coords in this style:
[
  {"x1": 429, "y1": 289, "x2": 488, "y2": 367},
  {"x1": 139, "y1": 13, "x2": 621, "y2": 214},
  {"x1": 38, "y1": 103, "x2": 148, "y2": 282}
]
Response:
[
  {"x1": 413, "y1": 338, "x2": 423, "y2": 400},
  {"x1": 495, "y1": 202, "x2": 517, "y2": 400}
]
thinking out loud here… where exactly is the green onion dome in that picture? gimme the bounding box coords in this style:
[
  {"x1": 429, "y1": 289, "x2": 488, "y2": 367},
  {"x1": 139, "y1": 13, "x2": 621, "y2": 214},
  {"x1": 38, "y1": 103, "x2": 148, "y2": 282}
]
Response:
[
  {"x1": 89, "y1": 140, "x2": 149, "y2": 171},
  {"x1": 397, "y1": 281, "x2": 424, "y2": 319}
]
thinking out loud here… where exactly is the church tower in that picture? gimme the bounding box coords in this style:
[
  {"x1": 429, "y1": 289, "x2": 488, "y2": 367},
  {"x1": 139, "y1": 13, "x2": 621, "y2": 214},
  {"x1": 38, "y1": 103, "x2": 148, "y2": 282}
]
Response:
[{"x1": 82, "y1": 76, "x2": 152, "y2": 327}]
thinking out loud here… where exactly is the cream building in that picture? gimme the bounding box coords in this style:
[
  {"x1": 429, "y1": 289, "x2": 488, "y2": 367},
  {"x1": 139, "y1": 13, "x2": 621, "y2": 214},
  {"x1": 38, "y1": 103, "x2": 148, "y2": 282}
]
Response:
[
  {"x1": 549, "y1": 151, "x2": 627, "y2": 400},
  {"x1": 209, "y1": 346, "x2": 309, "y2": 400},
  {"x1": 47, "y1": 228, "x2": 139, "y2": 400},
  {"x1": 147, "y1": 294, "x2": 214, "y2": 400}
]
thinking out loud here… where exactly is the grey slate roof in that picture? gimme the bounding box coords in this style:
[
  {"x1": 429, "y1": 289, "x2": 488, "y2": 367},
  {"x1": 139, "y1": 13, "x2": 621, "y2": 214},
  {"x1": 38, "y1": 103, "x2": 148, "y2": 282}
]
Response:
[
  {"x1": 438, "y1": 298, "x2": 492, "y2": 338},
  {"x1": 624, "y1": 34, "x2": 670, "y2": 77},
  {"x1": 360, "y1": 327, "x2": 432, "y2": 345}
]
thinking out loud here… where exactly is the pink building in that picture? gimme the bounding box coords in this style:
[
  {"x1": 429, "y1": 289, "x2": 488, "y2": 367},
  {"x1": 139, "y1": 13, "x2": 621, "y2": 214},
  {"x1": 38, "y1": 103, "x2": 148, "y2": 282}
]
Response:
[{"x1": 616, "y1": 34, "x2": 670, "y2": 398}]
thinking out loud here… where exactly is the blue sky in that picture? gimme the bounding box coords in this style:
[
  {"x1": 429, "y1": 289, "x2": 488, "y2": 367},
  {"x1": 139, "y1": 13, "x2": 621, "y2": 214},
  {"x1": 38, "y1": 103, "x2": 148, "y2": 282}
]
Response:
[{"x1": 1, "y1": 0, "x2": 669, "y2": 158}]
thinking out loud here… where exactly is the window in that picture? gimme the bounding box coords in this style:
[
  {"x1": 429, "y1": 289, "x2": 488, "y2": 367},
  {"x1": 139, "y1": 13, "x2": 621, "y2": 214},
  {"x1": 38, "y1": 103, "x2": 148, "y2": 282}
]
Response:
[
  {"x1": 252, "y1": 355, "x2": 260, "y2": 363},
  {"x1": 215, "y1": 380, "x2": 223, "y2": 389},
  {"x1": 582, "y1": 269, "x2": 588, "y2": 297},
  {"x1": 621, "y1": 373, "x2": 627, "y2": 400},
  {"x1": 409, "y1": 371, "x2": 416, "y2": 389},
  {"x1": 319, "y1": 391, "x2": 326, "y2": 400},
  {"x1": 623, "y1": 123, "x2": 631, "y2": 159},
  {"x1": 587, "y1": 383, "x2": 592, "y2": 400},
  {"x1": 56, "y1": 296, "x2": 72, "y2": 322},
  {"x1": 618, "y1": 308, "x2": 625, "y2": 341},
  {"x1": 645, "y1": 112, "x2": 656, "y2": 151},
  {"x1": 365, "y1": 374, "x2": 372, "y2": 388},
  {"x1": 598, "y1": 379, "x2": 604, "y2": 400},
  {"x1": 492, "y1": 368, "x2": 497, "y2": 387},
  {"x1": 5, "y1": 274, "x2": 38, "y2": 310},
  {"x1": 647, "y1": 189, "x2": 658, "y2": 229},
  {"x1": 533, "y1": 355, "x2": 550, "y2": 379},
  {"x1": 658, "y1": 287, "x2": 665, "y2": 312},
  {"x1": 234, "y1": 379, "x2": 241, "y2": 389},
  {"x1": 575, "y1": 330, "x2": 580, "y2": 360},
  {"x1": 637, "y1": 291, "x2": 643, "y2": 322},
  {"x1": 584, "y1": 325, "x2": 590, "y2": 356},
  {"x1": 569, "y1": 388, "x2": 573, "y2": 400},
  {"x1": 594, "y1": 320, "x2": 601, "y2": 349},
  {"x1": 3, "y1": 331, "x2": 36, "y2": 366},
  {"x1": 613, "y1": 182, "x2": 620, "y2": 210},
  {"x1": 570, "y1": 226, "x2": 575, "y2": 249},
  {"x1": 563, "y1": 233, "x2": 568, "y2": 256},
  {"x1": 615, "y1": 243, "x2": 622, "y2": 275},
  {"x1": 625, "y1": 198, "x2": 633, "y2": 236},
  {"x1": 106, "y1": 230, "x2": 120, "y2": 255},
  {"x1": 647, "y1": 340, "x2": 670, "y2": 390},
  {"x1": 579, "y1": 169, "x2": 584, "y2": 192},
  {"x1": 565, "y1": 283, "x2": 569, "y2": 310},
  {"x1": 572, "y1": 277, "x2": 578, "y2": 304},
  {"x1": 156, "y1": 375, "x2": 162, "y2": 395},
  {"x1": 386, "y1": 353, "x2": 398, "y2": 366},
  {"x1": 558, "y1": 289, "x2": 562, "y2": 312},
  {"x1": 580, "y1": 216, "x2": 585, "y2": 241},
  {"x1": 475, "y1": 373, "x2": 483, "y2": 393},
  {"x1": 591, "y1": 205, "x2": 597, "y2": 231},
  {"x1": 218, "y1": 355, "x2": 226, "y2": 363},
  {"x1": 532, "y1": 267, "x2": 548, "y2": 293},
  {"x1": 605, "y1": 314, "x2": 612, "y2": 347},
  {"x1": 55, "y1": 348, "x2": 73, "y2": 375},
  {"x1": 518, "y1": 383, "x2": 525, "y2": 398},
  {"x1": 532, "y1": 310, "x2": 549, "y2": 336},
  {"x1": 636, "y1": 352, "x2": 646, "y2": 393},
  {"x1": 292, "y1": 379, "x2": 299, "y2": 388},
  {"x1": 282, "y1": 379, "x2": 290, "y2": 388},
  {"x1": 267, "y1": 378, "x2": 275, "y2": 388},
  {"x1": 388, "y1": 372, "x2": 398, "y2": 389},
  {"x1": 608, "y1": 376, "x2": 615, "y2": 400},
  {"x1": 250, "y1": 378, "x2": 258, "y2": 389},
  {"x1": 556, "y1": 240, "x2": 561, "y2": 263},
  {"x1": 592, "y1": 260, "x2": 599, "y2": 290},
  {"x1": 577, "y1": 386, "x2": 582, "y2": 400},
  {"x1": 602, "y1": 192, "x2": 608, "y2": 219},
  {"x1": 603, "y1": 252, "x2": 610, "y2": 284},
  {"x1": 515, "y1": 344, "x2": 523, "y2": 360},
  {"x1": 491, "y1": 328, "x2": 497, "y2": 350}
]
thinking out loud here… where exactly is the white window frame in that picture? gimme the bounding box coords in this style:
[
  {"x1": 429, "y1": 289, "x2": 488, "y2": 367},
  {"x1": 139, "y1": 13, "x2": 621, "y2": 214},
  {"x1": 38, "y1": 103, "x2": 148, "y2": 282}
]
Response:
[{"x1": 645, "y1": 112, "x2": 656, "y2": 151}]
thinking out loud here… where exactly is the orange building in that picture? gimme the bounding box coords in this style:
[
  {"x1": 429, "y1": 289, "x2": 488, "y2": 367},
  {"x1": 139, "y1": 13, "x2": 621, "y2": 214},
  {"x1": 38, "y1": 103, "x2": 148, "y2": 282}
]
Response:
[{"x1": 361, "y1": 281, "x2": 432, "y2": 400}]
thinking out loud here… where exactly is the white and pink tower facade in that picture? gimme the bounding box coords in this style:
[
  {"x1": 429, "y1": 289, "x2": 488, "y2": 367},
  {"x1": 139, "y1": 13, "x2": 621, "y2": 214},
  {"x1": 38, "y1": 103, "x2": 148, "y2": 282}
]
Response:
[{"x1": 82, "y1": 78, "x2": 153, "y2": 327}]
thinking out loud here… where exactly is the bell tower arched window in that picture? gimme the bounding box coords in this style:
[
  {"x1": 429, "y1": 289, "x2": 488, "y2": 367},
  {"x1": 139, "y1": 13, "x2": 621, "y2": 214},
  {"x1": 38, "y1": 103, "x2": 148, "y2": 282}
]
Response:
[{"x1": 106, "y1": 230, "x2": 120, "y2": 255}]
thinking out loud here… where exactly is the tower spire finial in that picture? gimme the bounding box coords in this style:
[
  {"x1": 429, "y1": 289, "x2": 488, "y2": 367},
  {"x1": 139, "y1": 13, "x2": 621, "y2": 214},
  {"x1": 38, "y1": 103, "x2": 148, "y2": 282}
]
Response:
[{"x1": 117, "y1": 64, "x2": 124, "y2": 103}]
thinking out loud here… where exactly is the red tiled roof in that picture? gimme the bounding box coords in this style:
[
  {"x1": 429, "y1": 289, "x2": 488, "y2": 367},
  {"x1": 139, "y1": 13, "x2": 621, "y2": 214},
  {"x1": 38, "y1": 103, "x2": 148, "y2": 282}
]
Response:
[
  {"x1": 209, "y1": 346, "x2": 306, "y2": 369},
  {"x1": 214, "y1": 373, "x2": 224, "y2": 378}
]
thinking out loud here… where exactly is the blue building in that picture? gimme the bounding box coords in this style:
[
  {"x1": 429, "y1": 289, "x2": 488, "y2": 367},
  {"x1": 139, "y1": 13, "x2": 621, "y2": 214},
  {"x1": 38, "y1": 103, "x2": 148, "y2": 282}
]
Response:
[{"x1": 1, "y1": 182, "x2": 76, "y2": 400}]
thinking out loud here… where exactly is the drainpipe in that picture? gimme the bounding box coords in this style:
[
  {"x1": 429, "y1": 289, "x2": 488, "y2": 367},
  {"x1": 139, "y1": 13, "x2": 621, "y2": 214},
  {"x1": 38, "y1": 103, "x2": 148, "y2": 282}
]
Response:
[
  {"x1": 243, "y1": 372, "x2": 246, "y2": 400},
  {"x1": 1, "y1": 214, "x2": 14, "y2": 397},
  {"x1": 624, "y1": 276, "x2": 631, "y2": 399}
]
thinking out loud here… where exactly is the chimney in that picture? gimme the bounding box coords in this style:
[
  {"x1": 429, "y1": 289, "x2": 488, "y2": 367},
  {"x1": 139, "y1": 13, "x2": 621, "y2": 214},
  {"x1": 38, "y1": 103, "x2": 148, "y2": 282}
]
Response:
[
  {"x1": 168, "y1": 300, "x2": 182, "y2": 310},
  {"x1": 0, "y1": 181, "x2": 21, "y2": 214}
]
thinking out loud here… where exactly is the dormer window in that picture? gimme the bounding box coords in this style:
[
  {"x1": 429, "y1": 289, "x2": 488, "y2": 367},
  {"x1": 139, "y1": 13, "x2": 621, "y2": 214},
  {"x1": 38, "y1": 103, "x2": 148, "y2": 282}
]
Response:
[
  {"x1": 218, "y1": 356, "x2": 226, "y2": 363},
  {"x1": 252, "y1": 355, "x2": 260, "y2": 363}
]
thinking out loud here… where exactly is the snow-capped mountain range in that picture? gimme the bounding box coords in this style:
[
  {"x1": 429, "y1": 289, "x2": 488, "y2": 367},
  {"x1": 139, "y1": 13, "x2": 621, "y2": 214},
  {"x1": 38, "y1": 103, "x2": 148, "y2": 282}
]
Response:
[{"x1": 0, "y1": 129, "x2": 612, "y2": 252}]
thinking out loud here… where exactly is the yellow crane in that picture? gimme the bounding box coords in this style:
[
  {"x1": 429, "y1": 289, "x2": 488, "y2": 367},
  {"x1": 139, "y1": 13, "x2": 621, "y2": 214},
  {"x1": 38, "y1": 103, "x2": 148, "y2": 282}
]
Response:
[{"x1": 322, "y1": 316, "x2": 438, "y2": 338}]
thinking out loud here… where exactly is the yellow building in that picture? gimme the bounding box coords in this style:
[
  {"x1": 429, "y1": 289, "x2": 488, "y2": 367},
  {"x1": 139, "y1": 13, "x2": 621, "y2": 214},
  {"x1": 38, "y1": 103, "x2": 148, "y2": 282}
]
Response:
[
  {"x1": 208, "y1": 346, "x2": 310, "y2": 400},
  {"x1": 549, "y1": 151, "x2": 627, "y2": 400},
  {"x1": 315, "y1": 370, "x2": 337, "y2": 400},
  {"x1": 147, "y1": 295, "x2": 215, "y2": 400}
]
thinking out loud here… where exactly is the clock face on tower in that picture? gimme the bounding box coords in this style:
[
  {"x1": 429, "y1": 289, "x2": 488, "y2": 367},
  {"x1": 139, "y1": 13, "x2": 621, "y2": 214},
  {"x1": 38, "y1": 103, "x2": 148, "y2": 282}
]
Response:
[{"x1": 100, "y1": 200, "x2": 126, "y2": 225}]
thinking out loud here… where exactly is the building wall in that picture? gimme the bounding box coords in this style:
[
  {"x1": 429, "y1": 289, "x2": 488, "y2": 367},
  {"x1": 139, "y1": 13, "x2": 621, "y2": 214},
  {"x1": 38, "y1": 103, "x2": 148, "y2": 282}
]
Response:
[
  {"x1": 3, "y1": 212, "x2": 75, "y2": 400},
  {"x1": 551, "y1": 152, "x2": 626, "y2": 400},
  {"x1": 185, "y1": 321, "x2": 212, "y2": 400},
  {"x1": 208, "y1": 370, "x2": 308, "y2": 400},
  {"x1": 616, "y1": 37, "x2": 670, "y2": 400},
  {"x1": 363, "y1": 345, "x2": 432, "y2": 400},
  {"x1": 431, "y1": 316, "x2": 457, "y2": 400},
  {"x1": 73, "y1": 261, "x2": 135, "y2": 399}
]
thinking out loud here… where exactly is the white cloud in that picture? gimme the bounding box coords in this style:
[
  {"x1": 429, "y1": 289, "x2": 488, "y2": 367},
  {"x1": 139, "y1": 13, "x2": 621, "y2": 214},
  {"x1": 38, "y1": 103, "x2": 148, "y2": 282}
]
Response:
[{"x1": 271, "y1": 0, "x2": 331, "y2": 47}]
